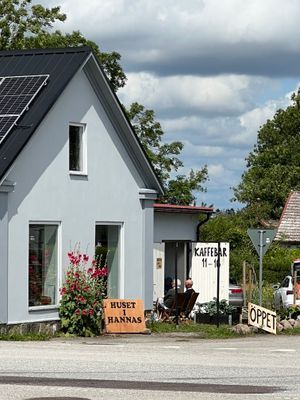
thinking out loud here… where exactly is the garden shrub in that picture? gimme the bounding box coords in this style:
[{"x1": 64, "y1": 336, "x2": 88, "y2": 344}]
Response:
[{"x1": 59, "y1": 251, "x2": 108, "y2": 336}]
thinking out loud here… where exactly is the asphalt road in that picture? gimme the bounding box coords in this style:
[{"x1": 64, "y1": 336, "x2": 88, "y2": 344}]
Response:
[{"x1": 0, "y1": 333, "x2": 299, "y2": 399}]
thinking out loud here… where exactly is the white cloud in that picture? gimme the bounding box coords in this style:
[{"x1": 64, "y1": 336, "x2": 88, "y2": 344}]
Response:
[
  {"x1": 118, "y1": 73, "x2": 272, "y2": 117},
  {"x1": 58, "y1": 0, "x2": 300, "y2": 49},
  {"x1": 207, "y1": 164, "x2": 225, "y2": 178},
  {"x1": 183, "y1": 142, "x2": 224, "y2": 158},
  {"x1": 55, "y1": 0, "x2": 300, "y2": 76}
]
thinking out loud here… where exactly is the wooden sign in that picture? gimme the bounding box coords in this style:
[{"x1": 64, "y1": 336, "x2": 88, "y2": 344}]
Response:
[
  {"x1": 248, "y1": 302, "x2": 277, "y2": 334},
  {"x1": 103, "y1": 299, "x2": 146, "y2": 333}
]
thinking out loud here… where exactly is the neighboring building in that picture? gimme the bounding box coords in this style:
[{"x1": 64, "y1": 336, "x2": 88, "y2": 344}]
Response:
[
  {"x1": 275, "y1": 191, "x2": 300, "y2": 248},
  {"x1": 153, "y1": 203, "x2": 214, "y2": 299},
  {"x1": 0, "y1": 47, "x2": 163, "y2": 325}
]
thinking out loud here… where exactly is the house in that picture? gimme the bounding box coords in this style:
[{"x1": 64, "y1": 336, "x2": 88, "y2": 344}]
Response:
[
  {"x1": 275, "y1": 191, "x2": 300, "y2": 248},
  {"x1": 0, "y1": 47, "x2": 163, "y2": 326}
]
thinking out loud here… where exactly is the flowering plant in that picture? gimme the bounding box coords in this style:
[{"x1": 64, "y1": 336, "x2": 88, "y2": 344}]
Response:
[{"x1": 59, "y1": 251, "x2": 108, "y2": 336}]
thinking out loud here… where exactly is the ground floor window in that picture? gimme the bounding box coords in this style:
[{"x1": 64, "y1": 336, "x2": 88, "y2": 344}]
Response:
[
  {"x1": 95, "y1": 224, "x2": 120, "y2": 298},
  {"x1": 28, "y1": 224, "x2": 59, "y2": 307}
]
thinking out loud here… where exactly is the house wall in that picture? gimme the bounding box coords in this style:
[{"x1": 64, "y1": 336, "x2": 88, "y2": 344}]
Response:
[
  {"x1": 5, "y1": 69, "x2": 155, "y2": 324},
  {"x1": 153, "y1": 212, "x2": 200, "y2": 300},
  {"x1": 0, "y1": 192, "x2": 8, "y2": 323},
  {"x1": 154, "y1": 213, "x2": 199, "y2": 242}
]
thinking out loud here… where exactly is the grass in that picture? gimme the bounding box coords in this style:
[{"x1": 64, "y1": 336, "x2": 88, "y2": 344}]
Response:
[
  {"x1": 150, "y1": 321, "x2": 247, "y2": 339},
  {"x1": 278, "y1": 326, "x2": 300, "y2": 335},
  {"x1": 0, "y1": 332, "x2": 51, "y2": 341}
]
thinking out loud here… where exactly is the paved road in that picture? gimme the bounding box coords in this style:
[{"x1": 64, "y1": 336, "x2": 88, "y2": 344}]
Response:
[{"x1": 0, "y1": 333, "x2": 299, "y2": 399}]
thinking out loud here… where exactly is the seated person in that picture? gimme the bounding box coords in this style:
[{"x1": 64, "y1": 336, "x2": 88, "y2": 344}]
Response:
[
  {"x1": 184, "y1": 278, "x2": 195, "y2": 301},
  {"x1": 182, "y1": 278, "x2": 195, "y2": 317},
  {"x1": 164, "y1": 276, "x2": 173, "y2": 294},
  {"x1": 157, "y1": 279, "x2": 182, "y2": 312}
]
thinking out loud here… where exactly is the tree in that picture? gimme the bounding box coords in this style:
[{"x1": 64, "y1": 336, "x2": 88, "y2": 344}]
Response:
[
  {"x1": 201, "y1": 209, "x2": 300, "y2": 284},
  {"x1": 160, "y1": 170, "x2": 208, "y2": 205},
  {"x1": 233, "y1": 90, "x2": 300, "y2": 220},
  {"x1": 0, "y1": 0, "x2": 126, "y2": 91},
  {"x1": 127, "y1": 102, "x2": 208, "y2": 205},
  {"x1": 0, "y1": 0, "x2": 208, "y2": 204}
]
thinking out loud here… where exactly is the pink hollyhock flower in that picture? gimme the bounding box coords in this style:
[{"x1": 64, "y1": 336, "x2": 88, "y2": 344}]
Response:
[{"x1": 60, "y1": 287, "x2": 67, "y2": 295}]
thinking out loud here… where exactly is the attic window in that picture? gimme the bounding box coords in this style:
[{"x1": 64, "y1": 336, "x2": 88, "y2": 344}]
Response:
[{"x1": 69, "y1": 124, "x2": 86, "y2": 173}]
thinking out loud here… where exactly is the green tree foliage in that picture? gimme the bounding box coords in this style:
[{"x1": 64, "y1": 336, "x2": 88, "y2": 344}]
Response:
[
  {"x1": 0, "y1": 0, "x2": 126, "y2": 91},
  {"x1": 160, "y1": 170, "x2": 208, "y2": 205},
  {"x1": 0, "y1": 0, "x2": 66, "y2": 49},
  {"x1": 201, "y1": 211, "x2": 256, "y2": 281},
  {"x1": 127, "y1": 102, "x2": 208, "y2": 204},
  {"x1": 263, "y1": 244, "x2": 300, "y2": 283},
  {"x1": 201, "y1": 210, "x2": 300, "y2": 284},
  {"x1": 233, "y1": 91, "x2": 300, "y2": 220},
  {"x1": 127, "y1": 102, "x2": 183, "y2": 182}
]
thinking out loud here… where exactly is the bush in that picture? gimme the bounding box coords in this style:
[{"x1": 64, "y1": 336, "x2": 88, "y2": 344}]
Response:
[
  {"x1": 250, "y1": 283, "x2": 274, "y2": 310},
  {"x1": 197, "y1": 298, "x2": 236, "y2": 316},
  {"x1": 59, "y1": 251, "x2": 108, "y2": 336}
]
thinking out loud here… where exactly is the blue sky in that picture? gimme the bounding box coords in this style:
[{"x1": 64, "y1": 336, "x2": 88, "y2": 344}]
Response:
[{"x1": 44, "y1": 0, "x2": 300, "y2": 209}]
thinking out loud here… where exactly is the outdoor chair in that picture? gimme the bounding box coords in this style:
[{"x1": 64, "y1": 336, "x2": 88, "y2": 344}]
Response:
[
  {"x1": 180, "y1": 292, "x2": 199, "y2": 320},
  {"x1": 159, "y1": 292, "x2": 186, "y2": 322}
]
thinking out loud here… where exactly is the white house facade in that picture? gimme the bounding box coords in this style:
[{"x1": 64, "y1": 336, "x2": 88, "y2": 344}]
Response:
[{"x1": 0, "y1": 47, "x2": 163, "y2": 325}]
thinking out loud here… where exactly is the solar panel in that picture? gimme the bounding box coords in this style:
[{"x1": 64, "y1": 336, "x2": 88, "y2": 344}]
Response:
[{"x1": 0, "y1": 74, "x2": 49, "y2": 142}]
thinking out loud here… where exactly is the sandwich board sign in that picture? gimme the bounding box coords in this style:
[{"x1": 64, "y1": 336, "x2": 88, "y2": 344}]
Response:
[
  {"x1": 103, "y1": 299, "x2": 146, "y2": 333},
  {"x1": 248, "y1": 303, "x2": 277, "y2": 334}
]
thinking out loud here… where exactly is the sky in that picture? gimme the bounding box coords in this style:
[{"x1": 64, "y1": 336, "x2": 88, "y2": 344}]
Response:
[{"x1": 44, "y1": 0, "x2": 300, "y2": 209}]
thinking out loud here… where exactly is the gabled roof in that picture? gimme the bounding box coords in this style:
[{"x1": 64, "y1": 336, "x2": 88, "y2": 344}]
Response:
[
  {"x1": 275, "y1": 191, "x2": 300, "y2": 242},
  {"x1": 0, "y1": 47, "x2": 163, "y2": 194}
]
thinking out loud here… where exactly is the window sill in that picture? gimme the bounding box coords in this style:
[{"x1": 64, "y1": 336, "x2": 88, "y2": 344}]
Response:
[
  {"x1": 29, "y1": 305, "x2": 58, "y2": 312},
  {"x1": 69, "y1": 171, "x2": 88, "y2": 177}
]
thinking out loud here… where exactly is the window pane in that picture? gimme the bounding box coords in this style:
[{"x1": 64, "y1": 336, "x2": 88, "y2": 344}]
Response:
[
  {"x1": 29, "y1": 224, "x2": 58, "y2": 306},
  {"x1": 95, "y1": 225, "x2": 120, "y2": 298},
  {"x1": 69, "y1": 125, "x2": 82, "y2": 171}
]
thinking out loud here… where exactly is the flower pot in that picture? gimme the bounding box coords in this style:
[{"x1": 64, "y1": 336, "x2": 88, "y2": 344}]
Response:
[{"x1": 196, "y1": 313, "x2": 239, "y2": 325}]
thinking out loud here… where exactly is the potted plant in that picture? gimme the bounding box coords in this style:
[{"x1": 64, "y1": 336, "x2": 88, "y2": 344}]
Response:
[{"x1": 195, "y1": 298, "x2": 237, "y2": 324}]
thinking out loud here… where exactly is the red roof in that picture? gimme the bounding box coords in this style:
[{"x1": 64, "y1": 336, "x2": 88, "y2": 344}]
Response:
[{"x1": 154, "y1": 203, "x2": 214, "y2": 214}]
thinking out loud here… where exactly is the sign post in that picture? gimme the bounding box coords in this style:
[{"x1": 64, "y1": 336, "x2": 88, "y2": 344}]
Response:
[
  {"x1": 216, "y1": 242, "x2": 221, "y2": 328},
  {"x1": 247, "y1": 229, "x2": 277, "y2": 306}
]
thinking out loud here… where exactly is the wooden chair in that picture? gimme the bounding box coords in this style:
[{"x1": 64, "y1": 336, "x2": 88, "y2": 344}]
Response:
[
  {"x1": 160, "y1": 293, "x2": 186, "y2": 321},
  {"x1": 180, "y1": 292, "x2": 199, "y2": 320}
]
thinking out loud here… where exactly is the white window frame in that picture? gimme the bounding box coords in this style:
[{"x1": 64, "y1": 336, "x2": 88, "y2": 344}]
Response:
[
  {"x1": 69, "y1": 122, "x2": 87, "y2": 175},
  {"x1": 28, "y1": 221, "x2": 61, "y2": 311}
]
